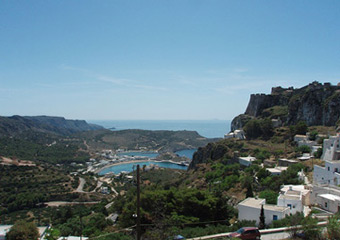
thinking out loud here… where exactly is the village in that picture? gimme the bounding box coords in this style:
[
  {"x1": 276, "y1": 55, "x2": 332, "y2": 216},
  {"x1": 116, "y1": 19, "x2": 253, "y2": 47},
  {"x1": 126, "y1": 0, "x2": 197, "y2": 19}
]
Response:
[{"x1": 225, "y1": 129, "x2": 340, "y2": 227}]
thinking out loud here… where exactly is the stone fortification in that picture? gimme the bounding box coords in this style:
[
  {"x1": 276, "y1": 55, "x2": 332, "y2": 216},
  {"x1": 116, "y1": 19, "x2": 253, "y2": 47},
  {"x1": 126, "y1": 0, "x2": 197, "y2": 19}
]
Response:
[{"x1": 231, "y1": 81, "x2": 340, "y2": 130}]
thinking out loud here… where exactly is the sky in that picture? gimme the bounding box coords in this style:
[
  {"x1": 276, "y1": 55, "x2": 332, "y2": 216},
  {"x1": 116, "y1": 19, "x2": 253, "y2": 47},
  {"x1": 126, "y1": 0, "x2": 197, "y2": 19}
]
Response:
[{"x1": 1, "y1": 0, "x2": 339, "y2": 121}]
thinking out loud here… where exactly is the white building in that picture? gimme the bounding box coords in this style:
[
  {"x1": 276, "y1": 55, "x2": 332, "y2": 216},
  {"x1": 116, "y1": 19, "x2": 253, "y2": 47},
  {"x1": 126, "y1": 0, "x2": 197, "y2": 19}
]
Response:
[
  {"x1": 277, "y1": 185, "x2": 310, "y2": 215},
  {"x1": 314, "y1": 161, "x2": 340, "y2": 185},
  {"x1": 278, "y1": 159, "x2": 298, "y2": 167},
  {"x1": 224, "y1": 129, "x2": 246, "y2": 140},
  {"x1": 316, "y1": 194, "x2": 340, "y2": 213},
  {"x1": 237, "y1": 198, "x2": 290, "y2": 225},
  {"x1": 266, "y1": 166, "x2": 288, "y2": 176},
  {"x1": 311, "y1": 185, "x2": 340, "y2": 213},
  {"x1": 321, "y1": 134, "x2": 340, "y2": 161},
  {"x1": 313, "y1": 134, "x2": 340, "y2": 186},
  {"x1": 238, "y1": 156, "x2": 256, "y2": 167},
  {"x1": 294, "y1": 134, "x2": 308, "y2": 143}
]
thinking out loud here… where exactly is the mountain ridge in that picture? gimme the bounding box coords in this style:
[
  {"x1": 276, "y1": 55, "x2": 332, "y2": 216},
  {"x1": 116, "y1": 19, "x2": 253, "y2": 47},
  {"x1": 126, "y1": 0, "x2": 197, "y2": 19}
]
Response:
[{"x1": 0, "y1": 115, "x2": 104, "y2": 137}]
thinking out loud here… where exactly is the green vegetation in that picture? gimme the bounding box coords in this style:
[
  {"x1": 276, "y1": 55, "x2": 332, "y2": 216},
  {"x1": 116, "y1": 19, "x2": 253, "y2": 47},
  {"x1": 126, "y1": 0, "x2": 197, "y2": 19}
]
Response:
[
  {"x1": 244, "y1": 118, "x2": 274, "y2": 140},
  {"x1": 0, "y1": 165, "x2": 74, "y2": 214},
  {"x1": 0, "y1": 137, "x2": 89, "y2": 165},
  {"x1": 112, "y1": 187, "x2": 236, "y2": 229},
  {"x1": 6, "y1": 220, "x2": 39, "y2": 240},
  {"x1": 262, "y1": 106, "x2": 288, "y2": 119},
  {"x1": 290, "y1": 121, "x2": 308, "y2": 135},
  {"x1": 257, "y1": 164, "x2": 304, "y2": 192},
  {"x1": 296, "y1": 145, "x2": 311, "y2": 154},
  {"x1": 258, "y1": 190, "x2": 278, "y2": 205}
]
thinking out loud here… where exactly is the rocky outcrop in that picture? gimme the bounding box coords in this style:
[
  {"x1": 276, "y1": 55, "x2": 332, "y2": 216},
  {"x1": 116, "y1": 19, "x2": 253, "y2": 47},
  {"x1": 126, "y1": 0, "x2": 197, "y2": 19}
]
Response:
[
  {"x1": 231, "y1": 81, "x2": 340, "y2": 130},
  {"x1": 189, "y1": 143, "x2": 229, "y2": 169},
  {"x1": 230, "y1": 114, "x2": 253, "y2": 131}
]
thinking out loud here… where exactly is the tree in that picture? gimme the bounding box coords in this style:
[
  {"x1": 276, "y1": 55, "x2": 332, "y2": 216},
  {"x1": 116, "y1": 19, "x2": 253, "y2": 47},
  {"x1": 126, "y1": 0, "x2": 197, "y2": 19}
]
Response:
[
  {"x1": 259, "y1": 190, "x2": 278, "y2": 204},
  {"x1": 244, "y1": 119, "x2": 273, "y2": 140},
  {"x1": 296, "y1": 145, "x2": 311, "y2": 154},
  {"x1": 326, "y1": 215, "x2": 340, "y2": 239},
  {"x1": 314, "y1": 147, "x2": 323, "y2": 158},
  {"x1": 295, "y1": 121, "x2": 308, "y2": 135},
  {"x1": 309, "y1": 130, "x2": 318, "y2": 141},
  {"x1": 6, "y1": 220, "x2": 39, "y2": 240},
  {"x1": 301, "y1": 216, "x2": 322, "y2": 240},
  {"x1": 258, "y1": 204, "x2": 265, "y2": 229},
  {"x1": 246, "y1": 184, "x2": 254, "y2": 198}
]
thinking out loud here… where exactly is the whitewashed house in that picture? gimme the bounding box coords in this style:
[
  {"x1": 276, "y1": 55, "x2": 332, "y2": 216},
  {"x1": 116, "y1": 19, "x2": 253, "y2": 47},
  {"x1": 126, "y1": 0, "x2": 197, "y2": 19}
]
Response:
[
  {"x1": 224, "y1": 129, "x2": 246, "y2": 140},
  {"x1": 266, "y1": 166, "x2": 288, "y2": 176},
  {"x1": 311, "y1": 185, "x2": 340, "y2": 213},
  {"x1": 237, "y1": 198, "x2": 290, "y2": 225},
  {"x1": 278, "y1": 159, "x2": 298, "y2": 167},
  {"x1": 277, "y1": 185, "x2": 310, "y2": 215},
  {"x1": 314, "y1": 161, "x2": 340, "y2": 185},
  {"x1": 321, "y1": 135, "x2": 340, "y2": 161},
  {"x1": 314, "y1": 134, "x2": 340, "y2": 186},
  {"x1": 316, "y1": 194, "x2": 340, "y2": 213},
  {"x1": 238, "y1": 156, "x2": 256, "y2": 167}
]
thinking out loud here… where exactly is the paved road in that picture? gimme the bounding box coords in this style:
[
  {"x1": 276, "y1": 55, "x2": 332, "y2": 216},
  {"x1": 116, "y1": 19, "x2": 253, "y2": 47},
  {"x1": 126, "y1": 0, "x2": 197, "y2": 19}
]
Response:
[
  {"x1": 75, "y1": 177, "x2": 85, "y2": 192},
  {"x1": 261, "y1": 231, "x2": 290, "y2": 240},
  {"x1": 45, "y1": 201, "x2": 99, "y2": 207}
]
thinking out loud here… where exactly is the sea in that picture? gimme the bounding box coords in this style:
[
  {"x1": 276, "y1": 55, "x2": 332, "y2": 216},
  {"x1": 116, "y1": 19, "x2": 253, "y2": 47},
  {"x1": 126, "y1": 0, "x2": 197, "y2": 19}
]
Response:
[
  {"x1": 98, "y1": 161, "x2": 188, "y2": 175},
  {"x1": 89, "y1": 120, "x2": 231, "y2": 174},
  {"x1": 88, "y1": 120, "x2": 231, "y2": 138}
]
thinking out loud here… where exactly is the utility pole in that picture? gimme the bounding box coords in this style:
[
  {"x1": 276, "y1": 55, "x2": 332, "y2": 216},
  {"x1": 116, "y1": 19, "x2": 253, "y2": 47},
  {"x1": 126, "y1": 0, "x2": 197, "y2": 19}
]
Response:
[
  {"x1": 136, "y1": 164, "x2": 141, "y2": 240},
  {"x1": 80, "y1": 216, "x2": 83, "y2": 240}
]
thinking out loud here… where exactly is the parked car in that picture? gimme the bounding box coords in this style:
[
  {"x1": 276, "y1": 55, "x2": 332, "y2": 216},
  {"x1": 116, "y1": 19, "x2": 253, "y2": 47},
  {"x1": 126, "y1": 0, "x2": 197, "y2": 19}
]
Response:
[{"x1": 228, "y1": 227, "x2": 261, "y2": 240}]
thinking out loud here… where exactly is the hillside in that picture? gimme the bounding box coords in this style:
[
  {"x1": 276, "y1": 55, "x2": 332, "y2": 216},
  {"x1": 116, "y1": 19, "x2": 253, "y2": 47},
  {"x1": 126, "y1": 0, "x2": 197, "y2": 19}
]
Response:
[
  {"x1": 231, "y1": 81, "x2": 340, "y2": 131},
  {"x1": 0, "y1": 115, "x2": 103, "y2": 137},
  {"x1": 75, "y1": 128, "x2": 220, "y2": 153}
]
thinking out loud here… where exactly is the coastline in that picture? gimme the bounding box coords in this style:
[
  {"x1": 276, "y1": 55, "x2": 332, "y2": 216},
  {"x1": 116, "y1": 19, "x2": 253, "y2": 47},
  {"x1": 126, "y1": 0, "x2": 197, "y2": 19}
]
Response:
[
  {"x1": 94, "y1": 160, "x2": 153, "y2": 174},
  {"x1": 95, "y1": 159, "x2": 187, "y2": 174}
]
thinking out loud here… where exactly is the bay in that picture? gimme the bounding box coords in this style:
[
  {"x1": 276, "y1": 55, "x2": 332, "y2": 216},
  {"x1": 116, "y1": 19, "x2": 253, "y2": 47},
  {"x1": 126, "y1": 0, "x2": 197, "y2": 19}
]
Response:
[
  {"x1": 98, "y1": 161, "x2": 187, "y2": 175},
  {"x1": 117, "y1": 151, "x2": 159, "y2": 158},
  {"x1": 175, "y1": 149, "x2": 197, "y2": 159}
]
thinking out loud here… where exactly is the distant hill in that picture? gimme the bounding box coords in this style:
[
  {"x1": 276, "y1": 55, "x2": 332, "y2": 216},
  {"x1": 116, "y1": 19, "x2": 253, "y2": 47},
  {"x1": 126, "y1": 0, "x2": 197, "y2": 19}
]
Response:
[
  {"x1": 0, "y1": 115, "x2": 103, "y2": 137},
  {"x1": 75, "y1": 128, "x2": 221, "y2": 153},
  {"x1": 231, "y1": 81, "x2": 340, "y2": 131}
]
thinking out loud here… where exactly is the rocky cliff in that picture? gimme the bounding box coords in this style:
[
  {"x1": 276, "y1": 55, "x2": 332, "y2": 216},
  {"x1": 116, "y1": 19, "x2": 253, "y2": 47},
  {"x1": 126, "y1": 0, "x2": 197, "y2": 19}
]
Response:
[{"x1": 231, "y1": 81, "x2": 340, "y2": 130}]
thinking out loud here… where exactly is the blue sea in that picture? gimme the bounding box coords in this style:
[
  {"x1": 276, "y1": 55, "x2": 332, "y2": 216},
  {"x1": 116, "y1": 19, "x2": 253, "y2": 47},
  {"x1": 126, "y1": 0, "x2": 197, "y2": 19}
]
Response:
[
  {"x1": 88, "y1": 120, "x2": 231, "y2": 138},
  {"x1": 98, "y1": 161, "x2": 188, "y2": 175},
  {"x1": 116, "y1": 149, "x2": 197, "y2": 160}
]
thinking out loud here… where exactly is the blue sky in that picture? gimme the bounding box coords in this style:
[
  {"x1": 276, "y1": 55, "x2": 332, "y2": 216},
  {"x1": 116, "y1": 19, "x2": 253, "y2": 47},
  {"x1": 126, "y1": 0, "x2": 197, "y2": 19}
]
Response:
[{"x1": 1, "y1": 1, "x2": 339, "y2": 120}]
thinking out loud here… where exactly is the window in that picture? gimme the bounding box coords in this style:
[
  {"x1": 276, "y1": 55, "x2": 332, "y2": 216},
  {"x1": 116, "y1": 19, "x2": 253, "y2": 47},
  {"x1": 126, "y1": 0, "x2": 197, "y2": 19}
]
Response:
[
  {"x1": 273, "y1": 215, "x2": 278, "y2": 220},
  {"x1": 325, "y1": 202, "x2": 328, "y2": 208},
  {"x1": 328, "y1": 167, "x2": 330, "y2": 171},
  {"x1": 287, "y1": 204, "x2": 292, "y2": 209}
]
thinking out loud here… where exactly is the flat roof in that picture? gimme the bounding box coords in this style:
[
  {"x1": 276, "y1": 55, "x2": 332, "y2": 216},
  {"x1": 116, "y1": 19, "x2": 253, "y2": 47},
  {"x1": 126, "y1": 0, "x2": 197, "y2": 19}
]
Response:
[
  {"x1": 238, "y1": 198, "x2": 265, "y2": 207},
  {"x1": 278, "y1": 194, "x2": 300, "y2": 200},
  {"x1": 238, "y1": 198, "x2": 288, "y2": 212},
  {"x1": 267, "y1": 167, "x2": 288, "y2": 173},
  {"x1": 319, "y1": 194, "x2": 340, "y2": 202},
  {"x1": 264, "y1": 204, "x2": 289, "y2": 212},
  {"x1": 279, "y1": 159, "x2": 298, "y2": 163},
  {"x1": 239, "y1": 156, "x2": 256, "y2": 161}
]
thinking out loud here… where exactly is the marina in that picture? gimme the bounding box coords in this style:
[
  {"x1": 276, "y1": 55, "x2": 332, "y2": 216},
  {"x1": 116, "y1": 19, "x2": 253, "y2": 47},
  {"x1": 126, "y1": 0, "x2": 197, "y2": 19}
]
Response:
[{"x1": 98, "y1": 160, "x2": 188, "y2": 175}]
